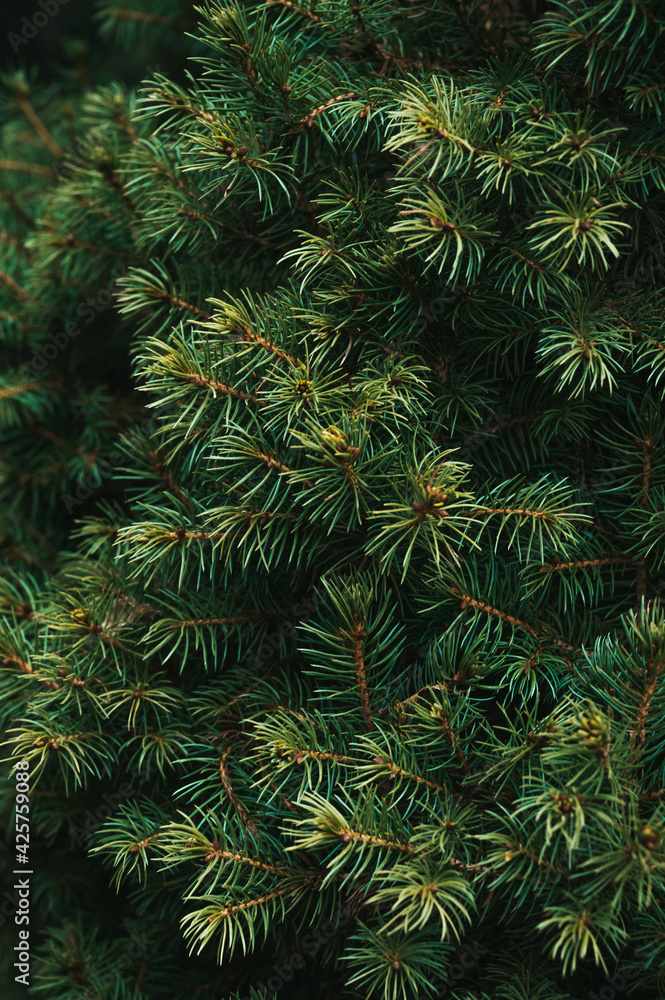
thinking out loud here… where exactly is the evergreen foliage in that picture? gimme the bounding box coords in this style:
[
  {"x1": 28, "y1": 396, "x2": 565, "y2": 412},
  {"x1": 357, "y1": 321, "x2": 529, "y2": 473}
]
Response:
[{"x1": 2, "y1": 0, "x2": 665, "y2": 998}]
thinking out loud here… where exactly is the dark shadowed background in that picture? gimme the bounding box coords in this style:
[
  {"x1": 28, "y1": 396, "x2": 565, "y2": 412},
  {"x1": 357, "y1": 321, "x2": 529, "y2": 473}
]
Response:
[{"x1": 0, "y1": 0, "x2": 190, "y2": 89}]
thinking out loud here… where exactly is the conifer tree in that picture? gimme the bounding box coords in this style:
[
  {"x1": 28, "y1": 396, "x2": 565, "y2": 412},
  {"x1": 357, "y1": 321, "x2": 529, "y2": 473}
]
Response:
[
  {"x1": 0, "y1": 0, "x2": 198, "y2": 563},
  {"x1": 2, "y1": 1, "x2": 665, "y2": 998}
]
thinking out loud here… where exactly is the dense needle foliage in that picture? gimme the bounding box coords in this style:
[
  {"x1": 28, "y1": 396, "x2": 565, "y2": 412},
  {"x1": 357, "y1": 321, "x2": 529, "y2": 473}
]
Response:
[{"x1": 2, "y1": 1, "x2": 665, "y2": 998}]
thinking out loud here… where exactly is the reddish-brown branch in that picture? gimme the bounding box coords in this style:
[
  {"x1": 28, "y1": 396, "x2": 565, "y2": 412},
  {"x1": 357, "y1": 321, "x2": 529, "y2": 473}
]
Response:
[
  {"x1": 630, "y1": 659, "x2": 665, "y2": 752},
  {"x1": 438, "y1": 710, "x2": 471, "y2": 776},
  {"x1": 538, "y1": 555, "x2": 635, "y2": 573},
  {"x1": 220, "y1": 747, "x2": 256, "y2": 833},
  {"x1": 0, "y1": 268, "x2": 29, "y2": 301},
  {"x1": 340, "y1": 617, "x2": 374, "y2": 731},
  {"x1": 451, "y1": 586, "x2": 538, "y2": 636},
  {"x1": 209, "y1": 888, "x2": 292, "y2": 921},
  {"x1": 0, "y1": 158, "x2": 54, "y2": 176},
  {"x1": 182, "y1": 371, "x2": 265, "y2": 406},
  {"x1": 17, "y1": 95, "x2": 62, "y2": 159}
]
